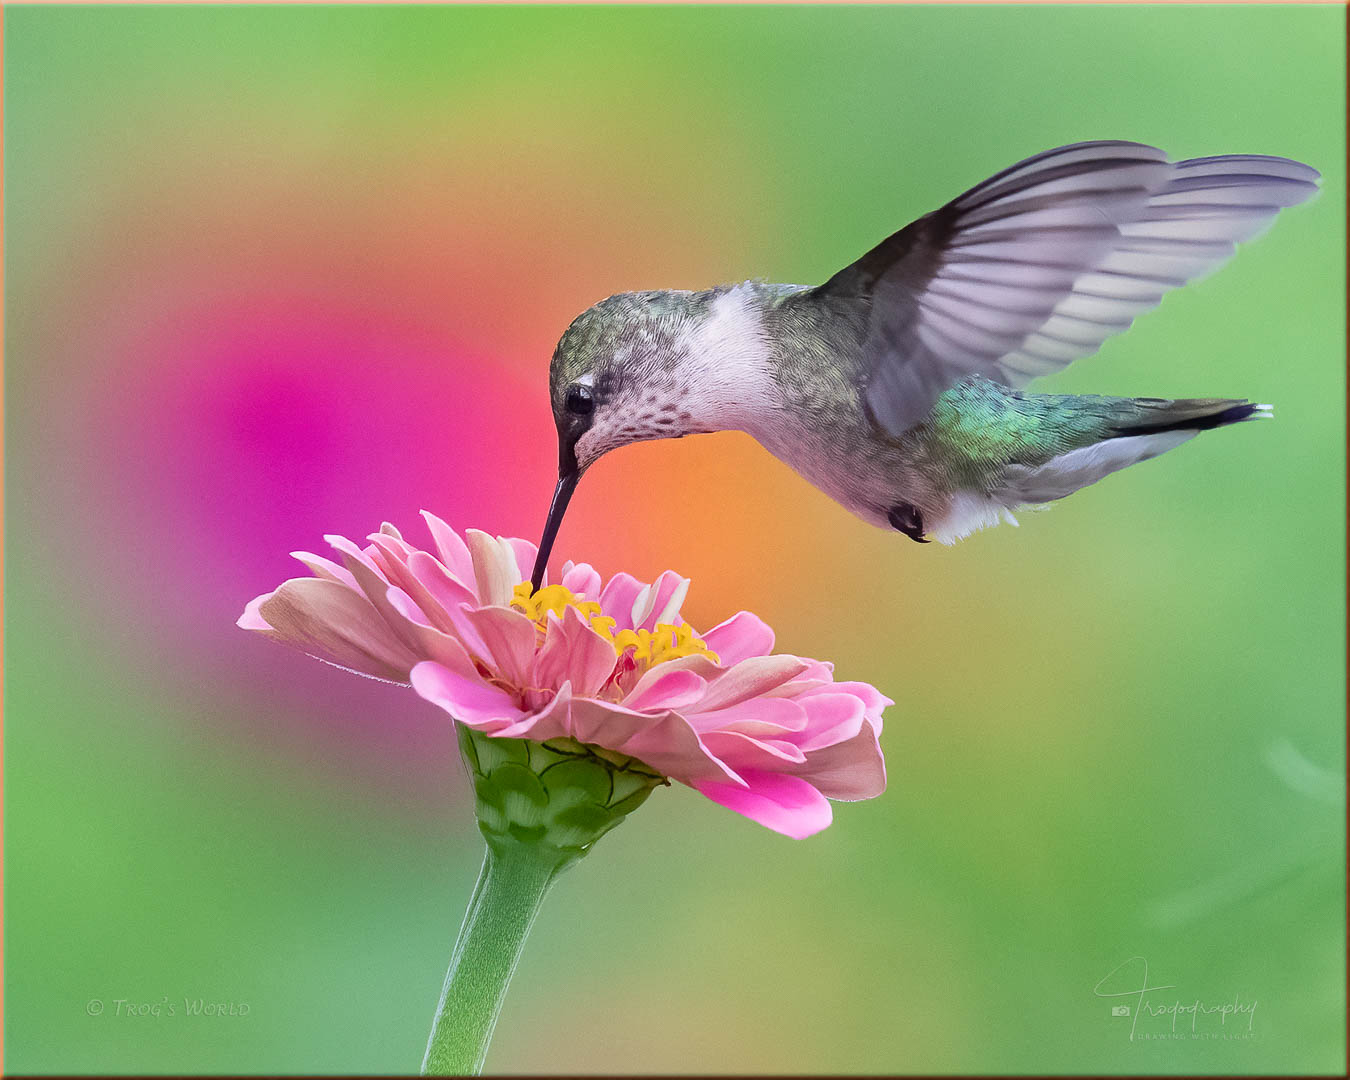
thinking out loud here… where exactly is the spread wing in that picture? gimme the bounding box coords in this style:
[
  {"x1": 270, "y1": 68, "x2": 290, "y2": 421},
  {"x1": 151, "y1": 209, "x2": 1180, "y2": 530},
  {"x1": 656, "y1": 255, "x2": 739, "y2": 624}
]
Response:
[{"x1": 814, "y1": 141, "x2": 1320, "y2": 436}]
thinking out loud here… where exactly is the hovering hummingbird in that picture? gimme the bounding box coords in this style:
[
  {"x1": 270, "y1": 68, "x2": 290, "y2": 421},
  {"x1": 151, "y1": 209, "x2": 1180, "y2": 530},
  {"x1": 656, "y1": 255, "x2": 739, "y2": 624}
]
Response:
[{"x1": 529, "y1": 140, "x2": 1319, "y2": 589}]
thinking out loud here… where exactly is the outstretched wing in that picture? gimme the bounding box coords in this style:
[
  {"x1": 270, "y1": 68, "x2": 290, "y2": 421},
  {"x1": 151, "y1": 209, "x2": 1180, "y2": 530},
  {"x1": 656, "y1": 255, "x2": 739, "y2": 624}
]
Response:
[{"x1": 814, "y1": 141, "x2": 1320, "y2": 436}]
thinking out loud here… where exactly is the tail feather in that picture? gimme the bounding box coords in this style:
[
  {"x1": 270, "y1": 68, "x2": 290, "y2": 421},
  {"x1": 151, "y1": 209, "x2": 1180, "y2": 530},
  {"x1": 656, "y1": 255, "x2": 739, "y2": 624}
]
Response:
[
  {"x1": 1111, "y1": 397, "x2": 1273, "y2": 436},
  {"x1": 931, "y1": 392, "x2": 1272, "y2": 543},
  {"x1": 991, "y1": 396, "x2": 1271, "y2": 508},
  {"x1": 993, "y1": 430, "x2": 1197, "y2": 507}
]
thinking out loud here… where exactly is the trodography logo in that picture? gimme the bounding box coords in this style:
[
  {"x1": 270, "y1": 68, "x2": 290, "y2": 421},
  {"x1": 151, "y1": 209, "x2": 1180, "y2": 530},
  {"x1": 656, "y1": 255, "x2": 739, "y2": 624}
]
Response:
[{"x1": 1093, "y1": 957, "x2": 1259, "y2": 1043}]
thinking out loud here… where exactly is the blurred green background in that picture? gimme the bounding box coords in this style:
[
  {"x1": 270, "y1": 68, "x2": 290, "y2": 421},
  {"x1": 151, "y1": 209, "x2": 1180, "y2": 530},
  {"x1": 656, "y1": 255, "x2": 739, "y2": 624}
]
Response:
[{"x1": 5, "y1": 3, "x2": 1343, "y2": 1074}]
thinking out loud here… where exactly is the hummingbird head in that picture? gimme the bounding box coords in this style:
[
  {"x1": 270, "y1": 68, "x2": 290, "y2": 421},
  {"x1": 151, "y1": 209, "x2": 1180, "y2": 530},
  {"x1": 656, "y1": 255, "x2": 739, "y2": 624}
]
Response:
[
  {"x1": 530, "y1": 290, "x2": 713, "y2": 589},
  {"x1": 550, "y1": 293, "x2": 708, "y2": 464},
  {"x1": 530, "y1": 285, "x2": 778, "y2": 588}
]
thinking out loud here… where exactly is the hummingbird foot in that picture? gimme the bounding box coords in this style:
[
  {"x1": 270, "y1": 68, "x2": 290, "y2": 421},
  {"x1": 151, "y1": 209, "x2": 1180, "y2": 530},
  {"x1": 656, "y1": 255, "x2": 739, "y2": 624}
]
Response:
[{"x1": 887, "y1": 502, "x2": 930, "y2": 543}]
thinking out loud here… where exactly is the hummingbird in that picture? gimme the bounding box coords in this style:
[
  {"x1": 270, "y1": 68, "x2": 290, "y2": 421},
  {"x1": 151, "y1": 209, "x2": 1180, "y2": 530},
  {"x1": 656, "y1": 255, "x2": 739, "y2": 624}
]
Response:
[{"x1": 529, "y1": 140, "x2": 1319, "y2": 590}]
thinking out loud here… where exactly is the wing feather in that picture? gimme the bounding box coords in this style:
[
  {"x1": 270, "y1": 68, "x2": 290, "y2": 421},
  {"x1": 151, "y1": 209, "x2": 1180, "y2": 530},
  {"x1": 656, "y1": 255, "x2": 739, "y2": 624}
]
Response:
[{"x1": 816, "y1": 141, "x2": 1320, "y2": 435}]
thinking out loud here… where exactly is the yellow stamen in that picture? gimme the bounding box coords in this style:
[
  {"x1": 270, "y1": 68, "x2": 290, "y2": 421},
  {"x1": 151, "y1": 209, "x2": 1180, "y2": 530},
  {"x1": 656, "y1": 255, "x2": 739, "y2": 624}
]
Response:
[{"x1": 510, "y1": 581, "x2": 718, "y2": 666}]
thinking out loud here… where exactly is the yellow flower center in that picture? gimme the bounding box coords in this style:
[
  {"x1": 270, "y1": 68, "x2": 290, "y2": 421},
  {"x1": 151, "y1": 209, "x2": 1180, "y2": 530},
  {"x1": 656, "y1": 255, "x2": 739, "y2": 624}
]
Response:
[{"x1": 510, "y1": 582, "x2": 719, "y2": 666}]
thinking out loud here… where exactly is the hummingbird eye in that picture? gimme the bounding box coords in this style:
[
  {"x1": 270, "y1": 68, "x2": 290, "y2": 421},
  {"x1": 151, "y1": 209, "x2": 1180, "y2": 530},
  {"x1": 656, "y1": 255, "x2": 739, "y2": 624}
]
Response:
[{"x1": 564, "y1": 384, "x2": 594, "y2": 417}]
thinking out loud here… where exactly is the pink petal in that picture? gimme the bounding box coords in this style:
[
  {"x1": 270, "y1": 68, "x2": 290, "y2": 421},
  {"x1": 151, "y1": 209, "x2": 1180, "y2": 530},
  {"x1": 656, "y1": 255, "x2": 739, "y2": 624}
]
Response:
[
  {"x1": 695, "y1": 655, "x2": 809, "y2": 711},
  {"x1": 386, "y1": 585, "x2": 432, "y2": 628},
  {"x1": 459, "y1": 605, "x2": 537, "y2": 688},
  {"x1": 694, "y1": 770, "x2": 833, "y2": 839},
  {"x1": 289, "y1": 550, "x2": 359, "y2": 589},
  {"x1": 598, "y1": 572, "x2": 646, "y2": 630},
  {"x1": 402, "y1": 553, "x2": 499, "y2": 661},
  {"x1": 794, "y1": 692, "x2": 866, "y2": 752},
  {"x1": 633, "y1": 571, "x2": 689, "y2": 630},
  {"x1": 833, "y1": 680, "x2": 893, "y2": 735},
  {"x1": 702, "y1": 611, "x2": 775, "y2": 665},
  {"x1": 503, "y1": 537, "x2": 538, "y2": 585},
  {"x1": 323, "y1": 533, "x2": 384, "y2": 576},
  {"x1": 419, "y1": 511, "x2": 476, "y2": 585},
  {"x1": 488, "y1": 685, "x2": 573, "y2": 741},
  {"x1": 386, "y1": 589, "x2": 481, "y2": 677},
  {"x1": 561, "y1": 562, "x2": 602, "y2": 600},
  {"x1": 761, "y1": 660, "x2": 835, "y2": 699},
  {"x1": 623, "y1": 666, "x2": 708, "y2": 712},
  {"x1": 406, "y1": 551, "x2": 476, "y2": 609},
  {"x1": 465, "y1": 529, "x2": 518, "y2": 607},
  {"x1": 323, "y1": 534, "x2": 427, "y2": 656},
  {"x1": 566, "y1": 699, "x2": 739, "y2": 785},
  {"x1": 364, "y1": 529, "x2": 417, "y2": 567},
  {"x1": 686, "y1": 695, "x2": 809, "y2": 736},
  {"x1": 788, "y1": 724, "x2": 887, "y2": 801},
  {"x1": 410, "y1": 660, "x2": 526, "y2": 731},
  {"x1": 534, "y1": 607, "x2": 617, "y2": 697},
  {"x1": 701, "y1": 729, "x2": 808, "y2": 767},
  {"x1": 633, "y1": 652, "x2": 723, "y2": 681},
  {"x1": 238, "y1": 593, "x2": 272, "y2": 630},
  {"x1": 254, "y1": 577, "x2": 420, "y2": 681},
  {"x1": 366, "y1": 533, "x2": 461, "y2": 636}
]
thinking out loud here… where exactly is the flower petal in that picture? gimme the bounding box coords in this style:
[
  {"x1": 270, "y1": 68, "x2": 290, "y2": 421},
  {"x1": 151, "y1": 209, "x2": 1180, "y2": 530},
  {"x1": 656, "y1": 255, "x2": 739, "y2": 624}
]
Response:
[
  {"x1": 366, "y1": 532, "x2": 466, "y2": 636},
  {"x1": 623, "y1": 666, "x2": 708, "y2": 712},
  {"x1": 794, "y1": 692, "x2": 866, "y2": 752},
  {"x1": 386, "y1": 588, "x2": 482, "y2": 676},
  {"x1": 487, "y1": 684, "x2": 573, "y2": 741},
  {"x1": 534, "y1": 607, "x2": 617, "y2": 697},
  {"x1": 466, "y1": 529, "x2": 519, "y2": 607},
  {"x1": 503, "y1": 536, "x2": 539, "y2": 585},
  {"x1": 702, "y1": 610, "x2": 775, "y2": 665},
  {"x1": 405, "y1": 552, "x2": 488, "y2": 655},
  {"x1": 599, "y1": 572, "x2": 645, "y2": 630},
  {"x1": 566, "y1": 699, "x2": 739, "y2": 785},
  {"x1": 410, "y1": 660, "x2": 526, "y2": 731},
  {"x1": 629, "y1": 582, "x2": 656, "y2": 628},
  {"x1": 701, "y1": 729, "x2": 808, "y2": 766},
  {"x1": 635, "y1": 571, "x2": 689, "y2": 630},
  {"x1": 695, "y1": 655, "x2": 809, "y2": 712},
  {"x1": 694, "y1": 770, "x2": 833, "y2": 838},
  {"x1": 324, "y1": 533, "x2": 425, "y2": 654},
  {"x1": 459, "y1": 605, "x2": 538, "y2": 688},
  {"x1": 834, "y1": 680, "x2": 893, "y2": 735},
  {"x1": 254, "y1": 577, "x2": 420, "y2": 681},
  {"x1": 561, "y1": 561, "x2": 602, "y2": 600},
  {"x1": 322, "y1": 532, "x2": 383, "y2": 575},
  {"x1": 686, "y1": 695, "x2": 809, "y2": 736},
  {"x1": 787, "y1": 724, "x2": 887, "y2": 801},
  {"x1": 631, "y1": 652, "x2": 723, "y2": 681},
  {"x1": 289, "y1": 550, "x2": 359, "y2": 589},
  {"x1": 419, "y1": 510, "x2": 476, "y2": 585},
  {"x1": 238, "y1": 593, "x2": 272, "y2": 630},
  {"x1": 386, "y1": 585, "x2": 431, "y2": 628}
]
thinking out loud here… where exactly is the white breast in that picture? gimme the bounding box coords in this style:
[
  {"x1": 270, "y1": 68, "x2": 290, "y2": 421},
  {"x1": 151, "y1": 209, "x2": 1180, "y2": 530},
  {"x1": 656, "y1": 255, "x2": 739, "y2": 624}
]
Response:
[{"x1": 680, "y1": 285, "x2": 782, "y2": 430}]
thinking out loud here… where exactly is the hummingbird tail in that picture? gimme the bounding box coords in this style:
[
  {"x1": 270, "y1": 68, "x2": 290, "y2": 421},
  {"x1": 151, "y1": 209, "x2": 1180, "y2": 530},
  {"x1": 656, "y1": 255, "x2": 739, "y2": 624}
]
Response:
[
  {"x1": 1108, "y1": 398, "x2": 1273, "y2": 437},
  {"x1": 976, "y1": 397, "x2": 1272, "y2": 521}
]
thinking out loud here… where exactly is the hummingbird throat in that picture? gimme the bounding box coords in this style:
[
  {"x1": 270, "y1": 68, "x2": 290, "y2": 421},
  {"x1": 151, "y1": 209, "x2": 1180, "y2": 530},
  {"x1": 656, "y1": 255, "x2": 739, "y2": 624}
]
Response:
[{"x1": 510, "y1": 582, "x2": 719, "y2": 669}]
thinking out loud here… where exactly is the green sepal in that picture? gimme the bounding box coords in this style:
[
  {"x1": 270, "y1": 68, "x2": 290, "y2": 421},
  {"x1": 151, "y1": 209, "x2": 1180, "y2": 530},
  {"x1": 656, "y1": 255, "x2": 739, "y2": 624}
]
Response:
[{"x1": 456, "y1": 725, "x2": 667, "y2": 865}]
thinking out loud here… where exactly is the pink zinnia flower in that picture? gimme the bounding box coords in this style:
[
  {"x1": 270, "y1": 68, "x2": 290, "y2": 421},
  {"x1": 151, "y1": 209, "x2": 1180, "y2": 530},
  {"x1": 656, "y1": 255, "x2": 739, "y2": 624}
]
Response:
[{"x1": 238, "y1": 514, "x2": 888, "y2": 838}]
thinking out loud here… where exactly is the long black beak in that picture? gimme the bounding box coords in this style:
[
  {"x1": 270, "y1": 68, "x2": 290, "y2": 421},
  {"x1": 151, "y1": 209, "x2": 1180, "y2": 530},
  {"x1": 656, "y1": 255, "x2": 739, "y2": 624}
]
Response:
[{"x1": 529, "y1": 470, "x2": 580, "y2": 592}]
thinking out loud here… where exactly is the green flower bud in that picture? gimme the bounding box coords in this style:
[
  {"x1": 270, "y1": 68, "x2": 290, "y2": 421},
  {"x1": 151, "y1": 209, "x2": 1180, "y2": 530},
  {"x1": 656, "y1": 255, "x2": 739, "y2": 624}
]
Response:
[{"x1": 456, "y1": 725, "x2": 668, "y2": 867}]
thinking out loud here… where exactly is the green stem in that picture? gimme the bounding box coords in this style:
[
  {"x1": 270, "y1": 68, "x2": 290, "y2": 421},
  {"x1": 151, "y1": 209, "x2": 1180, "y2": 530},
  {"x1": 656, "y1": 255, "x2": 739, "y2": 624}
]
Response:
[{"x1": 421, "y1": 840, "x2": 571, "y2": 1075}]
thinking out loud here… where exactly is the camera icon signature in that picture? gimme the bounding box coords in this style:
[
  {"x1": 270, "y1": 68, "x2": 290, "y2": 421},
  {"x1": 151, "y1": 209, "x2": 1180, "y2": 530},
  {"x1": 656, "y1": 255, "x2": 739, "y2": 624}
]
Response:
[{"x1": 1111, "y1": 1005, "x2": 1131, "y2": 1017}]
